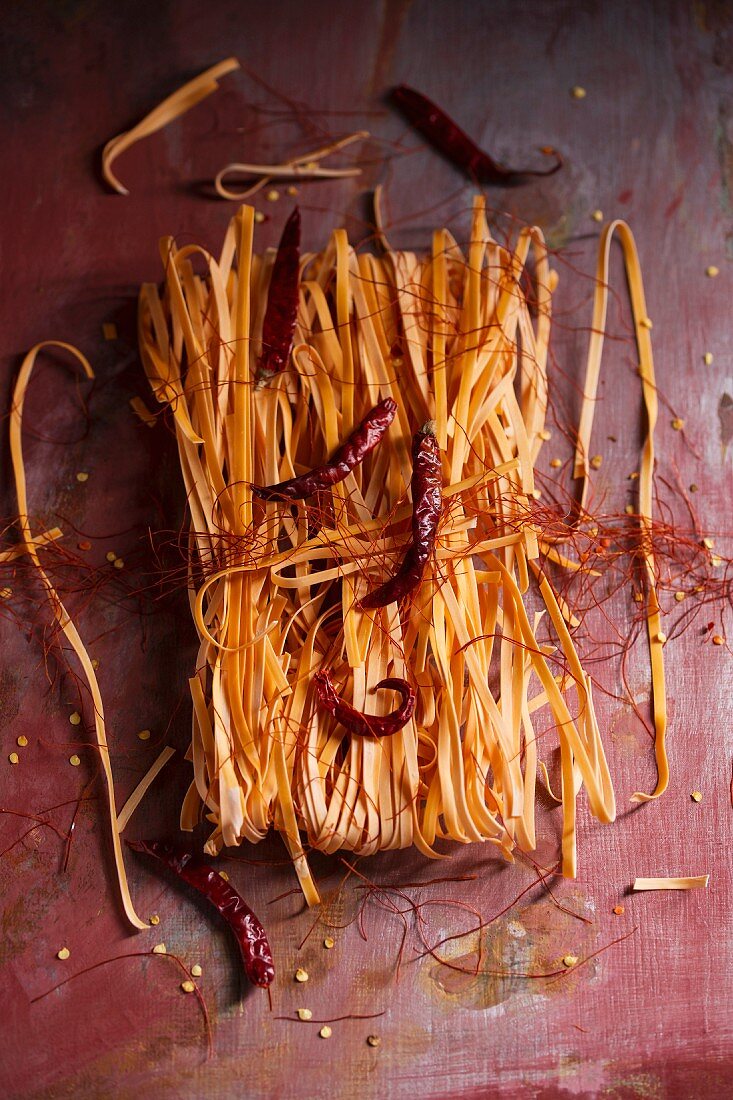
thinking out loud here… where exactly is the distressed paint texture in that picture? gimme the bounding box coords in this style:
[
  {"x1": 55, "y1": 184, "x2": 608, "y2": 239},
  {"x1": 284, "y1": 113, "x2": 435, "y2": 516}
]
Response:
[{"x1": 0, "y1": 1, "x2": 732, "y2": 1097}]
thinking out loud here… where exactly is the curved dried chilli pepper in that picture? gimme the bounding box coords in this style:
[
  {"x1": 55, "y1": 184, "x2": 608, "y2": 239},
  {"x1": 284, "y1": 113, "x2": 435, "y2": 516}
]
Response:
[
  {"x1": 314, "y1": 670, "x2": 415, "y2": 737},
  {"x1": 252, "y1": 397, "x2": 397, "y2": 500},
  {"x1": 127, "y1": 840, "x2": 275, "y2": 988},
  {"x1": 360, "y1": 421, "x2": 442, "y2": 609},
  {"x1": 391, "y1": 84, "x2": 562, "y2": 185},
  {"x1": 257, "y1": 206, "x2": 300, "y2": 382}
]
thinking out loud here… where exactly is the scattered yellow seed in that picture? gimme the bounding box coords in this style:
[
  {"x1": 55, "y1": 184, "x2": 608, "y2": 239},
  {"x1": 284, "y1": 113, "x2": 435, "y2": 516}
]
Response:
[
  {"x1": 590, "y1": 454, "x2": 603, "y2": 469},
  {"x1": 113, "y1": 558, "x2": 124, "y2": 570},
  {"x1": 296, "y1": 1008, "x2": 312, "y2": 1021},
  {"x1": 639, "y1": 317, "x2": 653, "y2": 329},
  {"x1": 571, "y1": 85, "x2": 586, "y2": 99},
  {"x1": 550, "y1": 458, "x2": 562, "y2": 468},
  {"x1": 287, "y1": 185, "x2": 299, "y2": 196},
  {"x1": 674, "y1": 591, "x2": 685, "y2": 602},
  {"x1": 102, "y1": 322, "x2": 118, "y2": 340},
  {"x1": 57, "y1": 947, "x2": 70, "y2": 960},
  {"x1": 149, "y1": 914, "x2": 160, "y2": 926},
  {"x1": 294, "y1": 967, "x2": 309, "y2": 983},
  {"x1": 690, "y1": 790, "x2": 703, "y2": 803},
  {"x1": 632, "y1": 591, "x2": 643, "y2": 603},
  {"x1": 538, "y1": 428, "x2": 552, "y2": 441},
  {"x1": 319, "y1": 1025, "x2": 332, "y2": 1039},
  {"x1": 591, "y1": 209, "x2": 603, "y2": 222},
  {"x1": 69, "y1": 711, "x2": 81, "y2": 725},
  {"x1": 17, "y1": 735, "x2": 28, "y2": 747},
  {"x1": 76, "y1": 471, "x2": 89, "y2": 483},
  {"x1": 625, "y1": 504, "x2": 634, "y2": 515},
  {"x1": 563, "y1": 954, "x2": 578, "y2": 967},
  {"x1": 694, "y1": 584, "x2": 705, "y2": 592},
  {"x1": 0, "y1": 586, "x2": 11, "y2": 599},
  {"x1": 612, "y1": 905, "x2": 625, "y2": 916},
  {"x1": 191, "y1": 964, "x2": 202, "y2": 977},
  {"x1": 712, "y1": 634, "x2": 724, "y2": 646},
  {"x1": 703, "y1": 352, "x2": 713, "y2": 365},
  {"x1": 254, "y1": 211, "x2": 265, "y2": 224},
  {"x1": 323, "y1": 936, "x2": 335, "y2": 949},
  {"x1": 69, "y1": 754, "x2": 81, "y2": 767},
  {"x1": 138, "y1": 729, "x2": 151, "y2": 741},
  {"x1": 218, "y1": 870, "x2": 229, "y2": 881},
  {"x1": 705, "y1": 265, "x2": 719, "y2": 278},
  {"x1": 671, "y1": 418, "x2": 684, "y2": 431},
  {"x1": 711, "y1": 555, "x2": 722, "y2": 567},
  {"x1": 152, "y1": 943, "x2": 167, "y2": 954},
  {"x1": 367, "y1": 1034, "x2": 381, "y2": 1047},
  {"x1": 629, "y1": 471, "x2": 639, "y2": 480},
  {"x1": 181, "y1": 980, "x2": 196, "y2": 994},
  {"x1": 106, "y1": 551, "x2": 117, "y2": 562},
  {"x1": 8, "y1": 752, "x2": 19, "y2": 765},
  {"x1": 702, "y1": 537, "x2": 715, "y2": 549},
  {"x1": 656, "y1": 631, "x2": 667, "y2": 644},
  {"x1": 266, "y1": 189, "x2": 280, "y2": 202}
]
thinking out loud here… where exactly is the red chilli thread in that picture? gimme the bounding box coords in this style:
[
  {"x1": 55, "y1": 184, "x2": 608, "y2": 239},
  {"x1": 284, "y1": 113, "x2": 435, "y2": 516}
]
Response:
[
  {"x1": 275, "y1": 1010, "x2": 386, "y2": 1024},
  {"x1": 31, "y1": 949, "x2": 213, "y2": 1057}
]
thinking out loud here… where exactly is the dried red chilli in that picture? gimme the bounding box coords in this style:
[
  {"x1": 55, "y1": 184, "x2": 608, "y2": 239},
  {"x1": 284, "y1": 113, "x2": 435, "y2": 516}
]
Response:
[
  {"x1": 252, "y1": 397, "x2": 397, "y2": 500},
  {"x1": 257, "y1": 206, "x2": 300, "y2": 382},
  {"x1": 391, "y1": 84, "x2": 562, "y2": 185},
  {"x1": 360, "y1": 421, "x2": 442, "y2": 608},
  {"x1": 314, "y1": 670, "x2": 416, "y2": 738},
  {"x1": 127, "y1": 840, "x2": 275, "y2": 988}
]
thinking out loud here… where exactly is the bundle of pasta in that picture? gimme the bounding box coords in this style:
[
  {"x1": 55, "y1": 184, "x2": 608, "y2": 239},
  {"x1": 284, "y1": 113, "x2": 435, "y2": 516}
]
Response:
[{"x1": 138, "y1": 195, "x2": 664, "y2": 906}]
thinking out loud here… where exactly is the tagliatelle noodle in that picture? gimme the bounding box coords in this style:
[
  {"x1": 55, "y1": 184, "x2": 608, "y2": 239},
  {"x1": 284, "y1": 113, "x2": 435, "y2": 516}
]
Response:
[
  {"x1": 572, "y1": 222, "x2": 667, "y2": 803},
  {"x1": 102, "y1": 58, "x2": 240, "y2": 195},
  {"x1": 8, "y1": 343, "x2": 148, "y2": 929},
  {"x1": 116, "y1": 747, "x2": 176, "y2": 833},
  {"x1": 633, "y1": 876, "x2": 709, "y2": 891},
  {"x1": 0, "y1": 526, "x2": 63, "y2": 563},
  {"x1": 215, "y1": 132, "x2": 368, "y2": 202},
  {"x1": 137, "y1": 196, "x2": 665, "y2": 904}
]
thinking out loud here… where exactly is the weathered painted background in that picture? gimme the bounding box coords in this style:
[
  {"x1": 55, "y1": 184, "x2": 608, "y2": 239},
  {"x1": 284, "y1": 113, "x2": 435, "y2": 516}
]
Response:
[{"x1": 1, "y1": 2, "x2": 732, "y2": 1097}]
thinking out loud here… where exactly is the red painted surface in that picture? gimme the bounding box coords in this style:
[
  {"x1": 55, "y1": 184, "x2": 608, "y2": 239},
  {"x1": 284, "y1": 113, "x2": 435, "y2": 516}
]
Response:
[{"x1": 1, "y1": 2, "x2": 732, "y2": 1097}]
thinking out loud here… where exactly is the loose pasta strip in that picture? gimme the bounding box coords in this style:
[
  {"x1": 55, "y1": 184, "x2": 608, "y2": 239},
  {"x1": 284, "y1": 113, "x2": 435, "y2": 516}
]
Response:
[
  {"x1": 633, "y1": 876, "x2": 709, "y2": 891},
  {"x1": 215, "y1": 132, "x2": 367, "y2": 201},
  {"x1": 0, "y1": 526, "x2": 63, "y2": 562},
  {"x1": 103, "y1": 58, "x2": 240, "y2": 195},
  {"x1": 573, "y1": 222, "x2": 667, "y2": 802},
  {"x1": 9, "y1": 343, "x2": 147, "y2": 930},
  {"x1": 116, "y1": 747, "x2": 176, "y2": 833}
]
